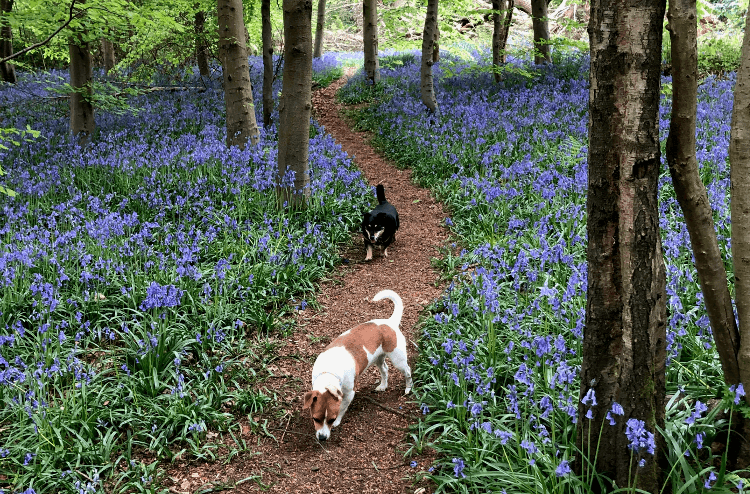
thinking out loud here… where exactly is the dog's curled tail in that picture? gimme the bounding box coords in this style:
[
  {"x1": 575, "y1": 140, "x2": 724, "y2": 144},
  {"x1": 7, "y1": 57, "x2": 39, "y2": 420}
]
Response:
[
  {"x1": 376, "y1": 184, "x2": 387, "y2": 204},
  {"x1": 372, "y1": 289, "x2": 403, "y2": 326}
]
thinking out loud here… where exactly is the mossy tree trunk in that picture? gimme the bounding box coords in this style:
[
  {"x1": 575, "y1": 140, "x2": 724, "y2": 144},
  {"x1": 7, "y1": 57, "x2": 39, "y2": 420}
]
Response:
[
  {"x1": 576, "y1": 0, "x2": 668, "y2": 491},
  {"x1": 218, "y1": 0, "x2": 260, "y2": 149},
  {"x1": 420, "y1": 0, "x2": 438, "y2": 111},
  {"x1": 667, "y1": 0, "x2": 741, "y2": 386},
  {"x1": 363, "y1": 0, "x2": 380, "y2": 83},
  {"x1": 195, "y1": 7, "x2": 210, "y2": 77},
  {"x1": 492, "y1": 0, "x2": 513, "y2": 82},
  {"x1": 1, "y1": 0, "x2": 17, "y2": 83},
  {"x1": 262, "y1": 0, "x2": 273, "y2": 127},
  {"x1": 530, "y1": 0, "x2": 551, "y2": 64},
  {"x1": 276, "y1": 0, "x2": 312, "y2": 209},
  {"x1": 100, "y1": 37, "x2": 115, "y2": 73},
  {"x1": 313, "y1": 0, "x2": 325, "y2": 58},
  {"x1": 730, "y1": 0, "x2": 750, "y2": 469},
  {"x1": 69, "y1": 33, "x2": 95, "y2": 147}
]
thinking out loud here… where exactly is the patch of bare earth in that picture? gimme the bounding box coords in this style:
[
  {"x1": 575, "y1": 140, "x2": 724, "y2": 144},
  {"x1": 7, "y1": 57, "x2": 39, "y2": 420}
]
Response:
[{"x1": 164, "y1": 71, "x2": 449, "y2": 493}]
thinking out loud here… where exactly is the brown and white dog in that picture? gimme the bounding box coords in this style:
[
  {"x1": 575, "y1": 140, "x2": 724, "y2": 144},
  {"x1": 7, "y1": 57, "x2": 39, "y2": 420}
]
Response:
[{"x1": 303, "y1": 289, "x2": 412, "y2": 441}]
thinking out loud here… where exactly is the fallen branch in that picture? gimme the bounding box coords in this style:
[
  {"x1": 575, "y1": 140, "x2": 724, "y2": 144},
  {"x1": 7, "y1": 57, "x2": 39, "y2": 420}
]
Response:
[
  {"x1": 43, "y1": 85, "x2": 208, "y2": 101},
  {"x1": 361, "y1": 395, "x2": 410, "y2": 418}
]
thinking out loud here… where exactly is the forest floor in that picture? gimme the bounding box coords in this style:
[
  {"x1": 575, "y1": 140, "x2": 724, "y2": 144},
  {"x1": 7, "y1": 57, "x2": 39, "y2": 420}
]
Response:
[{"x1": 162, "y1": 70, "x2": 451, "y2": 493}]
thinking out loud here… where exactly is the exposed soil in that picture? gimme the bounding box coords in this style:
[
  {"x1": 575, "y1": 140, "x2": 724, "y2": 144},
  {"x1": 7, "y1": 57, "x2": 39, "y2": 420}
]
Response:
[{"x1": 163, "y1": 71, "x2": 450, "y2": 493}]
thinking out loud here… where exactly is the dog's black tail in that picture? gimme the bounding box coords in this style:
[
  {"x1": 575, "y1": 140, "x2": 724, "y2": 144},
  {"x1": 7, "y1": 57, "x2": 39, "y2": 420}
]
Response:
[{"x1": 376, "y1": 184, "x2": 387, "y2": 204}]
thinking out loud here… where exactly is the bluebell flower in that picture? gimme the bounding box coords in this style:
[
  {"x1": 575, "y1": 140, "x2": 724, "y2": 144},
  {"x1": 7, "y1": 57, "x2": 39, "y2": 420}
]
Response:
[
  {"x1": 452, "y1": 458, "x2": 466, "y2": 478},
  {"x1": 520, "y1": 439, "x2": 538, "y2": 455},
  {"x1": 625, "y1": 418, "x2": 655, "y2": 455},
  {"x1": 581, "y1": 388, "x2": 597, "y2": 406},
  {"x1": 686, "y1": 400, "x2": 707, "y2": 425},
  {"x1": 731, "y1": 383, "x2": 746, "y2": 405},
  {"x1": 555, "y1": 459, "x2": 571, "y2": 477},
  {"x1": 495, "y1": 430, "x2": 513, "y2": 444},
  {"x1": 695, "y1": 431, "x2": 705, "y2": 449},
  {"x1": 704, "y1": 471, "x2": 717, "y2": 489}
]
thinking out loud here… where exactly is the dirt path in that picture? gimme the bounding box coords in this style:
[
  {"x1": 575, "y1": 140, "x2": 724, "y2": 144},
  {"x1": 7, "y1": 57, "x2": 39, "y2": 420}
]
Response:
[{"x1": 166, "y1": 73, "x2": 449, "y2": 494}]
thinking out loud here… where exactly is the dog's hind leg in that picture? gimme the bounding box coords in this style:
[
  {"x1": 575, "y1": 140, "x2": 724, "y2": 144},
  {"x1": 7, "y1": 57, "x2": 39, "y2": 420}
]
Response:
[
  {"x1": 374, "y1": 355, "x2": 389, "y2": 391},
  {"x1": 389, "y1": 347, "x2": 412, "y2": 394}
]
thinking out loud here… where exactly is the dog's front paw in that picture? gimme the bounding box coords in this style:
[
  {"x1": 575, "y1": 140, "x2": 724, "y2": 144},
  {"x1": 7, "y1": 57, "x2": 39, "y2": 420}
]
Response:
[
  {"x1": 332, "y1": 417, "x2": 342, "y2": 427},
  {"x1": 375, "y1": 382, "x2": 387, "y2": 392},
  {"x1": 404, "y1": 387, "x2": 411, "y2": 395}
]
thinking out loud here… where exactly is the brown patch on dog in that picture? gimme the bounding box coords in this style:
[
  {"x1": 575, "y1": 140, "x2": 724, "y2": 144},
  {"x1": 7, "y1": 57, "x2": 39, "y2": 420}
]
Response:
[{"x1": 325, "y1": 323, "x2": 397, "y2": 375}]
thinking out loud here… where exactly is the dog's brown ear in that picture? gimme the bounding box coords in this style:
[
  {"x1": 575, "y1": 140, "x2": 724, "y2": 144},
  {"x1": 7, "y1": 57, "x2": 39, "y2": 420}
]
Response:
[{"x1": 303, "y1": 391, "x2": 318, "y2": 409}]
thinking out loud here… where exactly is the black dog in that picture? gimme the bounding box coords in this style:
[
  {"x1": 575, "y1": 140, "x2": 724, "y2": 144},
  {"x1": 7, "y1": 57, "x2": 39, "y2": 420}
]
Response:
[{"x1": 362, "y1": 184, "x2": 399, "y2": 261}]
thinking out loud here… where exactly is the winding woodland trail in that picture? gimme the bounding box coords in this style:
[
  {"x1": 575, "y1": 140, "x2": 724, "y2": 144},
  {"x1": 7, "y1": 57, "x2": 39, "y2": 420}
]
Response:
[{"x1": 166, "y1": 72, "x2": 449, "y2": 493}]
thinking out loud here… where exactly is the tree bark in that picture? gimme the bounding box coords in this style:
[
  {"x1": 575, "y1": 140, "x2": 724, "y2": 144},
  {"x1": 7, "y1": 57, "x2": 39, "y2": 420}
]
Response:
[
  {"x1": 313, "y1": 0, "x2": 325, "y2": 58},
  {"x1": 0, "y1": 0, "x2": 16, "y2": 84},
  {"x1": 730, "y1": 0, "x2": 750, "y2": 462},
  {"x1": 195, "y1": 8, "x2": 211, "y2": 77},
  {"x1": 530, "y1": 0, "x2": 551, "y2": 64},
  {"x1": 666, "y1": 0, "x2": 741, "y2": 387},
  {"x1": 363, "y1": 0, "x2": 380, "y2": 84},
  {"x1": 492, "y1": 0, "x2": 513, "y2": 82},
  {"x1": 101, "y1": 37, "x2": 115, "y2": 73},
  {"x1": 420, "y1": 0, "x2": 438, "y2": 112},
  {"x1": 262, "y1": 0, "x2": 273, "y2": 127},
  {"x1": 577, "y1": 1, "x2": 667, "y2": 492},
  {"x1": 218, "y1": 0, "x2": 260, "y2": 149},
  {"x1": 277, "y1": 0, "x2": 312, "y2": 209},
  {"x1": 69, "y1": 37, "x2": 95, "y2": 147},
  {"x1": 432, "y1": 24, "x2": 439, "y2": 62}
]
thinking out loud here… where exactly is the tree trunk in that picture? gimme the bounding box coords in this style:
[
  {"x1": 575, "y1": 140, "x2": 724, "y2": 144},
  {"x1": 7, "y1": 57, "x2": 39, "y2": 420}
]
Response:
[
  {"x1": 492, "y1": 0, "x2": 513, "y2": 82},
  {"x1": 667, "y1": 0, "x2": 741, "y2": 385},
  {"x1": 69, "y1": 37, "x2": 95, "y2": 147},
  {"x1": 502, "y1": 0, "x2": 514, "y2": 61},
  {"x1": 420, "y1": 0, "x2": 438, "y2": 112},
  {"x1": 432, "y1": 25, "x2": 439, "y2": 62},
  {"x1": 276, "y1": 0, "x2": 312, "y2": 209},
  {"x1": 262, "y1": 0, "x2": 273, "y2": 127},
  {"x1": 195, "y1": 8, "x2": 211, "y2": 77},
  {"x1": 313, "y1": 0, "x2": 325, "y2": 58},
  {"x1": 0, "y1": 0, "x2": 16, "y2": 84},
  {"x1": 577, "y1": 1, "x2": 667, "y2": 492},
  {"x1": 531, "y1": 0, "x2": 551, "y2": 64},
  {"x1": 218, "y1": 0, "x2": 260, "y2": 149},
  {"x1": 101, "y1": 37, "x2": 115, "y2": 73},
  {"x1": 363, "y1": 0, "x2": 380, "y2": 84},
  {"x1": 730, "y1": 0, "x2": 750, "y2": 468}
]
